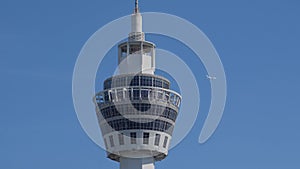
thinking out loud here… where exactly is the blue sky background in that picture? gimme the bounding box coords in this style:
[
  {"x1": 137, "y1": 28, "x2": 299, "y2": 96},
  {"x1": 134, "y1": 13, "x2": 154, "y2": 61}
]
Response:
[{"x1": 1, "y1": 0, "x2": 300, "y2": 168}]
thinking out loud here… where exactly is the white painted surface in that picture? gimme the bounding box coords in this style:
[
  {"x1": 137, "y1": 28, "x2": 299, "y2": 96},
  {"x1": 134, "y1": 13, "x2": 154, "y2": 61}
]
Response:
[
  {"x1": 103, "y1": 130, "x2": 171, "y2": 158},
  {"x1": 131, "y1": 13, "x2": 142, "y2": 33},
  {"x1": 120, "y1": 157, "x2": 155, "y2": 169}
]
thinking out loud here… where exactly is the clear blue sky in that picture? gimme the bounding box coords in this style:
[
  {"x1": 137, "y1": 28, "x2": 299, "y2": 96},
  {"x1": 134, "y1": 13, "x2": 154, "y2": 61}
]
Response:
[{"x1": 1, "y1": 0, "x2": 300, "y2": 168}]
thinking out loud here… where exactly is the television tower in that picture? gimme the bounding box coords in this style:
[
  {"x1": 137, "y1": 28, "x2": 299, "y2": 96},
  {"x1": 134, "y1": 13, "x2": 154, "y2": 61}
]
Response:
[{"x1": 94, "y1": 1, "x2": 182, "y2": 169}]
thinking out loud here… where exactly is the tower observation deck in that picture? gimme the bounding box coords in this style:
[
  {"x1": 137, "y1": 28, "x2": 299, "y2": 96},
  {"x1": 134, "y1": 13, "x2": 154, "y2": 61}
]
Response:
[{"x1": 94, "y1": 1, "x2": 182, "y2": 169}]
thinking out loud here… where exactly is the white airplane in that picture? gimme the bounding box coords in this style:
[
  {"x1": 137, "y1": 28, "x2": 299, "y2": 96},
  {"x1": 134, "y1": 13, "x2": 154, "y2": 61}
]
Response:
[{"x1": 206, "y1": 75, "x2": 217, "y2": 80}]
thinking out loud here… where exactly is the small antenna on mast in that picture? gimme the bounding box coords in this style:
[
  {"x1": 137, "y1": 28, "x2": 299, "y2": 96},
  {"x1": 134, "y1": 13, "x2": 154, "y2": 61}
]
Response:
[{"x1": 134, "y1": 0, "x2": 139, "y2": 13}]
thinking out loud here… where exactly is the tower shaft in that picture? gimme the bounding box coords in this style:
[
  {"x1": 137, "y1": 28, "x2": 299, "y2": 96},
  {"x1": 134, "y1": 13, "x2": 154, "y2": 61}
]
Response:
[{"x1": 120, "y1": 157, "x2": 154, "y2": 169}]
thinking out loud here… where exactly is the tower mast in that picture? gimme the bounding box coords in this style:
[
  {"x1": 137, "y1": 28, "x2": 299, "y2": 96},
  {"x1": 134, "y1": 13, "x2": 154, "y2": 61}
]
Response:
[
  {"x1": 135, "y1": 0, "x2": 139, "y2": 13},
  {"x1": 130, "y1": 0, "x2": 144, "y2": 41}
]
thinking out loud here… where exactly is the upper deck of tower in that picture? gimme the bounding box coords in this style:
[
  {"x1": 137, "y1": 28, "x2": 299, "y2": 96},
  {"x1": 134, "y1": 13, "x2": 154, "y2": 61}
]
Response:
[{"x1": 117, "y1": 0, "x2": 156, "y2": 75}]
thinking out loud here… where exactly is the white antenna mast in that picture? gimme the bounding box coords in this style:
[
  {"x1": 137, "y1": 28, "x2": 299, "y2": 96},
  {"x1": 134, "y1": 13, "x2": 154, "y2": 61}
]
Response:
[{"x1": 130, "y1": 0, "x2": 144, "y2": 41}]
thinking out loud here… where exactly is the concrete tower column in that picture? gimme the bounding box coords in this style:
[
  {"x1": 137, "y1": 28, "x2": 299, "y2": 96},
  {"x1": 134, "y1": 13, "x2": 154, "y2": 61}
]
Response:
[{"x1": 120, "y1": 157, "x2": 155, "y2": 169}]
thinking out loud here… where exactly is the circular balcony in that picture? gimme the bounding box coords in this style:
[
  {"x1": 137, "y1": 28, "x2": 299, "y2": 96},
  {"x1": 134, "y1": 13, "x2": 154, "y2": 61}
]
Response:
[{"x1": 94, "y1": 74, "x2": 181, "y2": 161}]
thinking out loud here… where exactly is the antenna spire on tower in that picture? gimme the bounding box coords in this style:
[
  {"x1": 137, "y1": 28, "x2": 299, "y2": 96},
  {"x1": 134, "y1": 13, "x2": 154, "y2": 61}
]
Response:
[{"x1": 134, "y1": 0, "x2": 139, "y2": 13}]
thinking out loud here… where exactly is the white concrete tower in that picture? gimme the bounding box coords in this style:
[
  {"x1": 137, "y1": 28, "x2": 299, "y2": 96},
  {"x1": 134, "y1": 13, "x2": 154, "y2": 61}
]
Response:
[{"x1": 94, "y1": 1, "x2": 182, "y2": 169}]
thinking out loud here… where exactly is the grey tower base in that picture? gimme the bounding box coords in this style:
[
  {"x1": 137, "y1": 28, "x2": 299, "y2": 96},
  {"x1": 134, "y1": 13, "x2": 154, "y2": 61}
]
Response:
[{"x1": 120, "y1": 157, "x2": 155, "y2": 169}]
